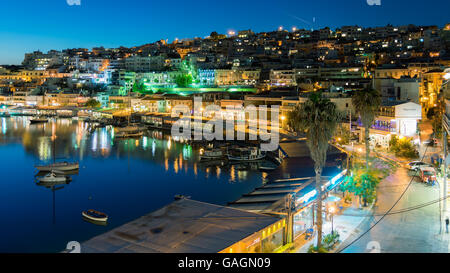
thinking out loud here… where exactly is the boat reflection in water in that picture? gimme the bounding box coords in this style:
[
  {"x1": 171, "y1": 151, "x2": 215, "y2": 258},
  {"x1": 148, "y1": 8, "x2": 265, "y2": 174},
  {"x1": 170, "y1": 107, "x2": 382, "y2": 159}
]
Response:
[{"x1": 36, "y1": 176, "x2": 73, "y2": 225}]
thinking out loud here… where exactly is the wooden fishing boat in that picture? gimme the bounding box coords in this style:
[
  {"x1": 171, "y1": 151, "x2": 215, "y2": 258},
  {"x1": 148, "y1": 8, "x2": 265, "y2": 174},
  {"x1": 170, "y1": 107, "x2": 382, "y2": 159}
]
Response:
[{"x1": 82, "y1": 209, "x2": 108, "y2": 222}]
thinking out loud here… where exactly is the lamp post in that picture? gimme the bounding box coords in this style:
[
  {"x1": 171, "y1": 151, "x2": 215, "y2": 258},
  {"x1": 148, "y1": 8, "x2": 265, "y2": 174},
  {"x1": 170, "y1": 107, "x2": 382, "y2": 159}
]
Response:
[{"x1": 328, "y1": 206, "x2": 336, "y2": 235}]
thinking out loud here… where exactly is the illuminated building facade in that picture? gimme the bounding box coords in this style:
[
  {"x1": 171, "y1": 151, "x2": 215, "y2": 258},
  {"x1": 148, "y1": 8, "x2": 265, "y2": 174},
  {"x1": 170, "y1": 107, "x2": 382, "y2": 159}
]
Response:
[{"x1": 357, "y1": 101, "x2": 422, "y2": 148}]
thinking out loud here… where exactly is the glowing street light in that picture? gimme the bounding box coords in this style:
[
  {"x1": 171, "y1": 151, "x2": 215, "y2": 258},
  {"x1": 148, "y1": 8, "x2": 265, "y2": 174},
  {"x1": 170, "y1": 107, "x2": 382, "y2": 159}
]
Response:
[{"x1": 328, "y1": 206, "x2": 336, "y2": 234}]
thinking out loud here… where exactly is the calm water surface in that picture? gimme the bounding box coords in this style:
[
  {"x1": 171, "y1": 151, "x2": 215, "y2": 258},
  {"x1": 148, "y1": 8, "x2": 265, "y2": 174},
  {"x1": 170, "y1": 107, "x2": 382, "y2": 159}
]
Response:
[{"x1": 0, "y1": 117, "x2": 268, "y2": 253}]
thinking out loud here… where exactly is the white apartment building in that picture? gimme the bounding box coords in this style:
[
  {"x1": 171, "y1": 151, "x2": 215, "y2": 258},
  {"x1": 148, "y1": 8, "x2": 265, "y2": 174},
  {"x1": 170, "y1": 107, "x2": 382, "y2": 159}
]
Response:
[{"x1": 358, "y1": 101, "x2": 422, "y2": 148}]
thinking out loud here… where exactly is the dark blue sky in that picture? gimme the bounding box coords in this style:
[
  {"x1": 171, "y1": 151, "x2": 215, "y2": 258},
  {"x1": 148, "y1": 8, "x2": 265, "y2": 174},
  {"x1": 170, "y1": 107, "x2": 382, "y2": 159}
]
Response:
[{"x1": 1, "y1": 0, "x2": 449, "y2": 64}]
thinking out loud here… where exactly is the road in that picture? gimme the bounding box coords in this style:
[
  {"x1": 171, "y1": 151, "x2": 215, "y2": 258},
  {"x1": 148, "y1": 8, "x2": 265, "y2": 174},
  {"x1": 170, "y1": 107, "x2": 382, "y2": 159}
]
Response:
[{"x1": 340, "y1": 167, "x2": 450, "y2": 253}]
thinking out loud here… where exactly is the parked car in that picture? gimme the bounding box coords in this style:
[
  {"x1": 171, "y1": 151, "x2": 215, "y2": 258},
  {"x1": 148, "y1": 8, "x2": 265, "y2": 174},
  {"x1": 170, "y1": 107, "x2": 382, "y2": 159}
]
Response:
[
  {"x1": 423, "y1": 138, "x2": 438, "y2": 147},
  {"x1": 407, "y1": 161, "x2": 432, "y2": 172},
  {"x1": 419, "y1": 167, "x2": 437, "y2": 185}
]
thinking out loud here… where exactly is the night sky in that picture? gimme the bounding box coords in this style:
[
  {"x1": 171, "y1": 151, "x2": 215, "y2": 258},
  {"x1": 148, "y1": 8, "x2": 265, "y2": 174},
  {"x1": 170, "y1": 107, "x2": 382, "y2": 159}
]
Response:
[{"x1": 1, "y1": 0, "x2": 449, "y2": 64}]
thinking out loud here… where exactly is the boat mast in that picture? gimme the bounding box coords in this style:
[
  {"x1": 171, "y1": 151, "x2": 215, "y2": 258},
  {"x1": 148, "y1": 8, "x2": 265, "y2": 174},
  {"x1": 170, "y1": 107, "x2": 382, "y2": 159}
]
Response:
[{"x1": 52, "y1": 130, "x2": 56, "y2": 163}]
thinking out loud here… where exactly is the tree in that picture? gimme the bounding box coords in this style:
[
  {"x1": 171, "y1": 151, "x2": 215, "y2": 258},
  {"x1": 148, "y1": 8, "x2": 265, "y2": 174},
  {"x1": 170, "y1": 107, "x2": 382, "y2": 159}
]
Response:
[
  {"x1": 85, "y1": 98, "x2": 101, "y2": 108},
  {"x1": 288, "y1": 92, "x2": 341, "y2": 249},
  {"x1": 340, "y1": 169, "x2": 381, "y2": 206},
  {"x1": 132, "y1": 81, "x2": 146, "y2": 93},
  {"x1": 389, "y1": 135, "x2": 419, "y2": 159},
  {"x1": 175, "y1": 74, "x2": 193, "y2": 88},
  {"x1": 334, "y1": 124, "x2": 351, "y2": 145},
  {"x1": 427, "y1": 103, "x2": 444, "y2": 138},
  {"x1": 352, "y1": 87, "x2": 382, "y2": 169}
]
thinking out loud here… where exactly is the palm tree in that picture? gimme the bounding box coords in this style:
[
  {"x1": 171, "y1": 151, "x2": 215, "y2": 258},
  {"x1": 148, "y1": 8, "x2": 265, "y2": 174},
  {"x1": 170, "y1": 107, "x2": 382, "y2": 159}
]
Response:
[
  {"x1": 352, "y1": 87, "x2": 382, "y2": 169},
  {"x1": 288, "y1": 92, "x2": 341, "y2": 249}
]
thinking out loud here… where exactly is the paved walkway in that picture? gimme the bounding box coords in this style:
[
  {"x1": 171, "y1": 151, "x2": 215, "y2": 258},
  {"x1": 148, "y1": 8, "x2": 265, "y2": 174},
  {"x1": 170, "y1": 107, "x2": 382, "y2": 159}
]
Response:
[
  {"x1": 338, "y1": 167, "x2": 450, "y2": 253},
  {"x1": 294, "y1": 199, "x2": 373, "y2": 253}
]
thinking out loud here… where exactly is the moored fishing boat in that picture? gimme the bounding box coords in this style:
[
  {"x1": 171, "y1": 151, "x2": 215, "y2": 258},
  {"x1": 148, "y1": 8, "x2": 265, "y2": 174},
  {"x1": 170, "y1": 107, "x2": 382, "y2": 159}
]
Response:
[
  {"x1": 30, "y1": 117, "x2": 48, "y2": 124},
  {"x1": 0, "y1": 112, "x2": 10, "y2": 117},
  {"x1": 199, "y1": 148, "x2": 225, "y2": 160},
  {"x1": 35, "y1": 161, "x2": 79, "y2": 172},
  {"x1": 38, "y1": 171, "x2": 71, "y2": 183},
  {"x1": 227, "y1": 147, "x2": 266, "y2": 162},
  {"x1": 115, "y1": 130, "x2": 144, "y2": 138}
]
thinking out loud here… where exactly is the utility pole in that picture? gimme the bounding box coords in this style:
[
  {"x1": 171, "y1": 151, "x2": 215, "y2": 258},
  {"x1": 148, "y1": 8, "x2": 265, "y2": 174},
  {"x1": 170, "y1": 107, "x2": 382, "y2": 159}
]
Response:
[
  {"x1": 285, "y1": 193, "x2": 295, "y2": 245},
  {"x1": 349, "y1": 109, "x2": 352, "y2": 134}
]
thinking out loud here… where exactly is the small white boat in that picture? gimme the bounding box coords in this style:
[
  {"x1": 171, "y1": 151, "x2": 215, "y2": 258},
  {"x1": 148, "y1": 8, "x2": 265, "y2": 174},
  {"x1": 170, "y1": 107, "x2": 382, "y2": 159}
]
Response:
[
  {"x1": 35, "y1": 161, "x2": 79, "y2": 172},
  {"x1": 200, "y1": 148, "x2": 225, "y2": 160},
  {"x1": 39, "y1": 172, "x2": 71, "y2": 183},
  {"x1": 228, "y1": 147, "x2": 266, "y2": 162},
  {"x1": 115, "y1": 125, "x2": 140, "y2": 133},
  {"x1": 30, "y1": 117, "x2": 48, "y2": 124},
  {"x1": 82, "y1": 209, "x2": 108, "y2": 222},
  {"x1": 115, "y1": 131, "x2": 144, "y2": 138},
  {"x1": 259, "y1": 166, "x2": 277, "y2": 171}
]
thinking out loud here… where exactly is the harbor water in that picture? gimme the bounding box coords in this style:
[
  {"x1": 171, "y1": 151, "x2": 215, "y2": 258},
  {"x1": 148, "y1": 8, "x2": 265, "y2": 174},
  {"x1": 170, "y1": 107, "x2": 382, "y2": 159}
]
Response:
[{"x1": 0, "y1": 116, "x2": 270, "y2": 253}]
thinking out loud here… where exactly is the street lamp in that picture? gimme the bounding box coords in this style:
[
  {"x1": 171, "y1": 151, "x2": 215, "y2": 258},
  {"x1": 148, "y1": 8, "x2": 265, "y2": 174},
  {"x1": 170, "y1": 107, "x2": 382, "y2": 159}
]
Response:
[{"x1": 328, "y1": 206, "x2": 336, "y2": 234}]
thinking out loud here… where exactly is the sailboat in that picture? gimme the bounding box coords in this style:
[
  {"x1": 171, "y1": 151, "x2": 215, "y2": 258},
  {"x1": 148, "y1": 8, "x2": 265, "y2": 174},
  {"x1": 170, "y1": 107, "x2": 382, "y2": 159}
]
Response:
[
  {"x1": 35, "y1": 130, "x2": 80, "y2": 172},
  {"x1": 36, "y1": 161, "x2": 79, "y2": 172}
]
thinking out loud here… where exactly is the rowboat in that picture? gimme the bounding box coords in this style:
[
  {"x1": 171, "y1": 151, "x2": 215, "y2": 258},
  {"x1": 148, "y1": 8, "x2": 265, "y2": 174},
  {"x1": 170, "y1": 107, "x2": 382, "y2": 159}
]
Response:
[{"x1": 82, "y1": 209, "x2": 108, "y2": 222}]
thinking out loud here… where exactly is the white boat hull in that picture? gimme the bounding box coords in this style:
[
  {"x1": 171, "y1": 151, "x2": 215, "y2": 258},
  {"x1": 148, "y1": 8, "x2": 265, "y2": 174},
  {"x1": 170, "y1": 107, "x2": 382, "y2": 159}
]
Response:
[
  {"x1": 38, "y1": 173, "x2": 70, "y2": 183},
  {"x1": 82, "y1": 212, "x2": 108, "y2": 222},
  {"x1": 228, "y1": 155, "x2": 266, "y2": 162},
  {"x1": 115, "y1": 132, "x2": 144, "y2": 138},
  {"x1": 35, "y1": 163, "x2": 79, "y2": 172}
]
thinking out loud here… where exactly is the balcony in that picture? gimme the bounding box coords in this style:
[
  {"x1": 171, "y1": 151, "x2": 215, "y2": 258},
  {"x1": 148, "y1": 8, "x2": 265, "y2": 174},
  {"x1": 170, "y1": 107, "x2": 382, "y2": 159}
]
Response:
[
  {"x1": 358, "y1": 119, "x2": 396, "y2": 133},
  {"x1": 444, "y1": 113, "x2": 450, "y2": 135}
]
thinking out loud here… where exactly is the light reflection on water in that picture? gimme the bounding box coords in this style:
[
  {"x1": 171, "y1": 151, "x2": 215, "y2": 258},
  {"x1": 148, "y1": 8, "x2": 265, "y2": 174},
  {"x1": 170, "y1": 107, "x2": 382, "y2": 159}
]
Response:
[{"x1": 0, "y1": 116, "x2": 269, "y2": 253}]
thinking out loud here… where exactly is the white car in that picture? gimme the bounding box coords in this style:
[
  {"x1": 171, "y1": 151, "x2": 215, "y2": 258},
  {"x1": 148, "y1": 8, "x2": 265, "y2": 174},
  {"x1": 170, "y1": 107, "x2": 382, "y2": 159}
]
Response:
[{"x1": 407, "y1": 161, "x2": 432, "y2": 172}]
